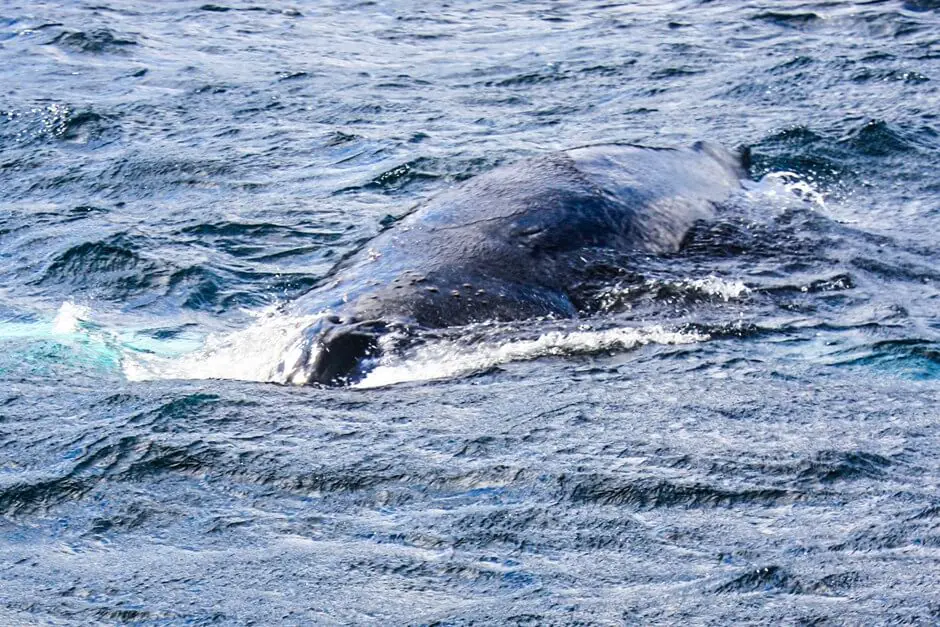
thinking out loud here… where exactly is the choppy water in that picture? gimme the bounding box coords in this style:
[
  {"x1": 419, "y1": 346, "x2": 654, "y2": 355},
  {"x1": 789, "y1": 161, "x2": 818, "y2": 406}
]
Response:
[{"x1": 1, "y1": 0, "x2": 939, "y2": 624}]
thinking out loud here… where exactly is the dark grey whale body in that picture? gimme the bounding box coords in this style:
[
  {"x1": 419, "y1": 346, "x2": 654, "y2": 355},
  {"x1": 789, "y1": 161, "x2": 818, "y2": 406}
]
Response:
[{"x1": 283, "y1": 142, "x2": 747, "y2": 385}]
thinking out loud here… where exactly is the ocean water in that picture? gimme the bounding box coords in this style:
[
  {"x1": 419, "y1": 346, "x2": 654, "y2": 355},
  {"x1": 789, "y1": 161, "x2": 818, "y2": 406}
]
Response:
[{"x1": 1, "y1": 0, "x2": 938, "y2": 624}]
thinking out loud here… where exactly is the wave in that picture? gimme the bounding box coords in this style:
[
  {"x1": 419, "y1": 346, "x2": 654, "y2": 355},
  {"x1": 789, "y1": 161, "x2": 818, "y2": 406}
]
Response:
[{"x1": 123, "y1": 306, "x2": 709, "y2": 388}]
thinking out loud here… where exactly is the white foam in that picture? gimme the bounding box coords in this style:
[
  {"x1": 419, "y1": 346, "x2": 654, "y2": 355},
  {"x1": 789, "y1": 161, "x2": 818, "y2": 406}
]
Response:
[
  {"x1": 597, "y1": 275, "x2": 751, "y2": 311},
  {"x1": 122, "y1": 308, "x2": 326, "y2": 384},
  {"x1": 682, "y1": 276, "x2": 751, "y2": 301},
  {"x1": 354, "y1": 325, "x2": 709, "y2": 389},
  {"x1": 52, "y1": 301, "x2": 91, "y2": 334},
  {"x1": 744, "y1": 171, "x2": 827, "y2": 209}
]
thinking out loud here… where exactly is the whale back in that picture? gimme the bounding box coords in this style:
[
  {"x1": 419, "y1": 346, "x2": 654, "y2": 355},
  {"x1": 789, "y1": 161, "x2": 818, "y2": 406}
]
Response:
[{"x1": 289, "y1": 142, "x2": 747, "y2": 384}]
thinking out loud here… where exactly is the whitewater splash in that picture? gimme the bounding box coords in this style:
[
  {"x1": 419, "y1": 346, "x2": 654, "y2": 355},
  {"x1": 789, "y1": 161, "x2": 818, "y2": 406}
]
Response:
[
  {"x1": 122, "y1": 307, "x2": 326, "y2": 384},
  {"x1": 354, "y1": 325, "x2": 709, "y2": 389},
  {"x1": 745, "y1": 170, "x2": 828, "y2": 209},
  {"x1": 123, "y1": 306, "x2": 709, "y2": 388}
]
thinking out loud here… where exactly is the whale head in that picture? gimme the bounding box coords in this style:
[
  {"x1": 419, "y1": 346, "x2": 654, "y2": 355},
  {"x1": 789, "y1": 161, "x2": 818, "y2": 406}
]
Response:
[{"x1": 285, "y1": 316, "x2": 389, "y2": 386}]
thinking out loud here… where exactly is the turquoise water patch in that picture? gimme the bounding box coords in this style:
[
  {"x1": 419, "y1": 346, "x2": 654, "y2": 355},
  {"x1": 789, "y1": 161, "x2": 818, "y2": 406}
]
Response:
[
  {"x1": 831, "y1": 340, "x2": 940, "y2": 380},
  {"x1": 0, "y1": 313, "x2": 204, "y2": 378}
]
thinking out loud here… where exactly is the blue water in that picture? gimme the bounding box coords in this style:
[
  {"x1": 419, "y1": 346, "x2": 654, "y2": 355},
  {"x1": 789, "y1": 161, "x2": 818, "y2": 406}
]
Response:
[{"x1": 1, "y1": 0, "x2": 939, "y2": 623}]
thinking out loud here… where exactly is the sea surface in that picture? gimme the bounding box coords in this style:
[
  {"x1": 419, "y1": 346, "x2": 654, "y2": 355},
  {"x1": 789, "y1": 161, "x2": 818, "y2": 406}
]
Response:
[{"x1": 1, "y1": 0, "x2": 939, "y2": 624}]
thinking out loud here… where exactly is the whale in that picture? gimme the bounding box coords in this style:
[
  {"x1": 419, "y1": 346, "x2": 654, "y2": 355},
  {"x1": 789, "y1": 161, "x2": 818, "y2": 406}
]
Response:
[{"x1": 280, "y1": 141, "x2": 748, "y2": 385}]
